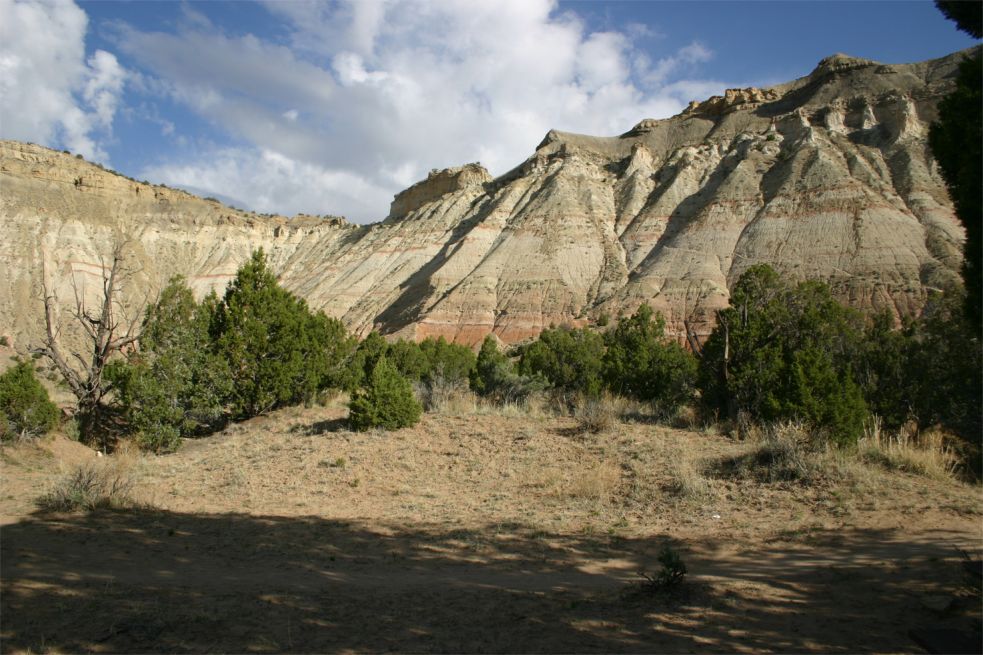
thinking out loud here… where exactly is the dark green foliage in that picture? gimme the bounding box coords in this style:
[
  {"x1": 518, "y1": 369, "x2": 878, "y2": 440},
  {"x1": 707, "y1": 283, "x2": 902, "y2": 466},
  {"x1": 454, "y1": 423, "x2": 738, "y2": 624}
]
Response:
[
  {"x1": 519, "y1": 325, "x2": 605, "y2": 397},
  {"x1": 935, "y1": 1, "x2": 982, "y2": 37},
  {"x1": 110, "y1": 277, "x2": 231, "y2": 453},
  {"x1": 470, "y1": 336, "x2": 547, "y2": 402},
  {"x1": 308, "y1": 313, "x2": 359, "y2": 392},
  {"x1": 698, "y1": 266, "x2": 867, "y2": 444},
  {"x1": 386, "y1": 339, "x2": 430, "y2": 381},
  {"x1": 213, "y1": 250, "x2": 329, "y2": 417},
  {"x1": 602, "y1": 304, "x2": 698, "y2": 417},
  {"x1": 348, "y1": 357, "x2": 422, "y2": 431},
  {"x1": 418, "y1": 336, "x2": 476, "y2": 385},
  {"x1": 856, "y1": 312, "x2": 915, "y2": 430},
  {"x1": 929, "y1": 47, "x2": 981, "y2": 332},
  {"x1": 0, "y1": 361, "x2": 58, "y2": 440},
  {"x1": 907, "y1": 292, "x2": 982, "y2": 444},
  {"x1": 345, "y1": 331, "x2": 389, "y2": 392},
  {"x1": 471, "y1": 336, "x2": 510, "y2": 396}
]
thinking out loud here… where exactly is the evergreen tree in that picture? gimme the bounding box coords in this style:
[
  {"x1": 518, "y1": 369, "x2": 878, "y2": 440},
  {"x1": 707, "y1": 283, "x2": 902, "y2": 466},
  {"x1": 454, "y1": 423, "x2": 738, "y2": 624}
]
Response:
[
  {"x1": 0, "y1": 360, "x2": 58, "y2": 440},
  {"x1": 110, "y1": 277, "x2": 231, "y2": 453},
  {"x1": 213, "y1": 249, "x2": 331, "y2": 417},
  {"x1": 602, "y1": 304, "x2": 698, "y2": 416},
  {"x1": 929, "y1": 3, "x2": 981, "y2": 331},
  {"x1": 519, "y1": 325, "x2": 606, "y2": 397},
  {"x1": 697, "y1": 265, "x2": 867, "y2": 444},
  {"x1": 348, "y1": 357, "x2": 422, "y2": 431}
]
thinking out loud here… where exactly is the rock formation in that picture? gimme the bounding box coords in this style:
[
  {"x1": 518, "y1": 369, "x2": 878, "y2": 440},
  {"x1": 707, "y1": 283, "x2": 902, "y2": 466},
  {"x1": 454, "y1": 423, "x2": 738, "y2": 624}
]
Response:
[{"x1": 0, "y1": 49, "x2": 973, "y2": 350}]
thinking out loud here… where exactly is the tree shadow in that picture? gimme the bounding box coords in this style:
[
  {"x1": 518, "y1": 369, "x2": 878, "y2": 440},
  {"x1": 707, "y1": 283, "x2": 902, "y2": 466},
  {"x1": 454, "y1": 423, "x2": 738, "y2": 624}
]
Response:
[
  {"x1": 1, "y1": 508, "x2": 978, "y2": 653},
  {"x1": 290, "y1": 416, "x2": 350, "y2": 436}
]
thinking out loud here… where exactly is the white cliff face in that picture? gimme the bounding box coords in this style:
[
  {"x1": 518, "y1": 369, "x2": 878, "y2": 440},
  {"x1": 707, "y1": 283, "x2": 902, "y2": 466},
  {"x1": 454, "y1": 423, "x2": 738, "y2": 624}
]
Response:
[{"x1": 0, "y1": 49, "x2": 973, "y2": 350}]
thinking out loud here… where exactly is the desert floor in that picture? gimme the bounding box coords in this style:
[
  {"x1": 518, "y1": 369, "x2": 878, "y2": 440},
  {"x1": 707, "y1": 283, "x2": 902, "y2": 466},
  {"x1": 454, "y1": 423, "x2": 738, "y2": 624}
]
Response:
[{"x1": 2, "y1": 401, "x2": 981, "y2": 653}]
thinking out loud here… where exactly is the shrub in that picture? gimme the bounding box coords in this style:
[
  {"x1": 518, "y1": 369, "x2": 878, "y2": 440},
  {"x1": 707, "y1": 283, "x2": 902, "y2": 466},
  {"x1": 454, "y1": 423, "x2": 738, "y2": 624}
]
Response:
[
  {"x1": 345, "y1": 331, "x2": 389, "y2": 392},
  {"x1": 386, "y1": 339, "x2": 430, "y2": 381},
  {"x1": 697, "y1": 266, "x2": 867, "y2": 445},
  {"x1": 348, "y1": 357, "x2": 422, "y2": 431},
  {"x1": 573, "y1": 394, "x2": 615, "y2": 435},
  {"x1": 602, "y1": 304, "x2": 698, "y2": 418},
  {"x1": 419, "y1": 337, "x2": 476, "y2": 385},
  {"x1": 110, "y1": 277, "x2": 232, "y2": 453},
  {"x1": 213, "y1": 250, "x2": 343, "y2": 417},
  {"x1": 519, "y1": 325, "x2": 605, "y2": 397},
  {"x1": 0, "y1": 361, "x2": 59, "y2": 441},
  {"x1": 471, "y1": 335, "x2": 548, "y2": 403},
  {"x1": 36, "y1": 463, "x2": 134, "y2": 512}
]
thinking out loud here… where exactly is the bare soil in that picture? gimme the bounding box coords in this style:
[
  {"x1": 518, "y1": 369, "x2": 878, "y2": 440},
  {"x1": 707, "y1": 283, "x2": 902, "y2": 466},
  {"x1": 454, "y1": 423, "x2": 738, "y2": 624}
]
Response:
[{"x1": 2, "y1": 403, "x2": 981, "y2": 653}]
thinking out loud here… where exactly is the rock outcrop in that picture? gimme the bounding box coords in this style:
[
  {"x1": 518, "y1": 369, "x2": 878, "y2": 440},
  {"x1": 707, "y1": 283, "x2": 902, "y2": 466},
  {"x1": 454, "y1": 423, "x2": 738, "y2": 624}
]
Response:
[{"x1": 0, "y1": 48, "x2": 973, "y2": 350}]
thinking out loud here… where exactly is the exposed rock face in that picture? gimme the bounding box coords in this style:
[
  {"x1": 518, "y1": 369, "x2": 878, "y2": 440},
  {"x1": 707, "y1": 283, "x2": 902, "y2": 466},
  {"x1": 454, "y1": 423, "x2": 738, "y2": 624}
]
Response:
[{"x1": 0, "y1": 49, "x2": 973, "y2": 350}]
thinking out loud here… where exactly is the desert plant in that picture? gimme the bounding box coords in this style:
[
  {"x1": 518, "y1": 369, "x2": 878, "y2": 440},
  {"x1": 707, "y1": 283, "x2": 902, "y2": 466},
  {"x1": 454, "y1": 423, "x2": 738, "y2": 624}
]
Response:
[
  {"x1": 33, "y1": 242, "x2": 144, "y2": 448},
  {"x1": 110, "y1": 277, "x2": 232, "y2": 452},
  {"x1": 519, "y1": 325, "x2": 605, "y2": 397},
  {"x1": 697, "y1": 266, "x2": 867, "y2": 445},
  {"x1": 212, "y1": 249, "x2": 348, "y2": 417},
  {"x1": 573, "y1": 394, "x2": 615, "y2": 435},
  {"x1": 637, "y1": 545, "x2": 688, "y2": 595},
  {"x1": 471, "y1": 336, "x2": 547, "y2": 403},
  {"x1": 859, "y1": 417, "x2": 959, "y2": 480},
  {"x1": 602, "y1": 304, "x2": 698, "y2": 418},
  {"x1": 348, "y1": 357, "x2": 422, "y2": 431},
  {"x1": 0, "y1": 360, "x2": 59, "y2": 441},
  {"x1": 36, "y1": 463, "x2": 134, "y2": 512}
]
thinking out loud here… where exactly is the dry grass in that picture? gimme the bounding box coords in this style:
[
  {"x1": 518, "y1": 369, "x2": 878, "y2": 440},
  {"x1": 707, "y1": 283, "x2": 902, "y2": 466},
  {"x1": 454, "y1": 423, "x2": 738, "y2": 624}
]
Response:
[
  {"x1": 36, "y1": 460, "x2": 137, "y2": 512},
  {"x1": 573, "y1": 395, "x2": 616, "y2": 435},
  {"x1": 667, "y1": 452, "x2": 713, "y2": 500},
  {"x1": 714, "y1": 422, "x2": 834, "y2": 485},
  {"x1": 859, "y1": 418, "x2": 959, "y2": 481}
]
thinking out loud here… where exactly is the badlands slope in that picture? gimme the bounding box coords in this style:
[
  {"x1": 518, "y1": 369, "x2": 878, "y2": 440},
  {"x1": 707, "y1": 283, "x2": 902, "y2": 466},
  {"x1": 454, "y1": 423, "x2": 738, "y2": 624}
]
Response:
[{"x1": 0, "y1": 49, "x2": 973, "y2": 349}]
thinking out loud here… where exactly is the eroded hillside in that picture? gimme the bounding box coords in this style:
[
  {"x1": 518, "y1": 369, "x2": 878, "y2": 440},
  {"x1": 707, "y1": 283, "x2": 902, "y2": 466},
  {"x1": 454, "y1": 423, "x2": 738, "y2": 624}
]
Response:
[{"x1": 0, "y1": 49, "x2": 973, "y2": 349}]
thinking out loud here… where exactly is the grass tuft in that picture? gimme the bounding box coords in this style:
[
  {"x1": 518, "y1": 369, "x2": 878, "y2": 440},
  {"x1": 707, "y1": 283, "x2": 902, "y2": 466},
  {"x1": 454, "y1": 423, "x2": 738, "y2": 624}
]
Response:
[
  {"x1": 859, "y1": 417, "x2": 959, "y2": 481},
  {"x1": 36, "y1": 462, "x2": 136, "y2": 512}
]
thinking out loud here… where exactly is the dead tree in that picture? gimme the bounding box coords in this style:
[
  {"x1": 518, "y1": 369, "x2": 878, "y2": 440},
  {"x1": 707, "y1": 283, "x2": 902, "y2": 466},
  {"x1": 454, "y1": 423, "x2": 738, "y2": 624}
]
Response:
[{"x1": 33, "y1": 243, "x2": 144, "y2": 449}]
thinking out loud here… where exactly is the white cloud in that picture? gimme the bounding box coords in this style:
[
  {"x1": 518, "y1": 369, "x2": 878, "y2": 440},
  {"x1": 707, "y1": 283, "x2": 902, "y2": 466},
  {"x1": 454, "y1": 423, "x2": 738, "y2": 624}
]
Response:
[
  {"x1": 0, "y1": 0, "x2": 126, "y2": 161},
  {"x1": 115, "y1": 0, "x2": 734, "y2": 222},
  {"x1": 141, "y1": 147, "x2": 393, "y2": 221}
]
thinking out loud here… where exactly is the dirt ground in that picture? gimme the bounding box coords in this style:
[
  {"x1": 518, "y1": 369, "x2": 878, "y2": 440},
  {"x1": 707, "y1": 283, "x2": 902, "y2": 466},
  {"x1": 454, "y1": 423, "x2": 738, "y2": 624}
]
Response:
[{"x1": 1, "y1": 402, "x2": 981, "y2": 653}]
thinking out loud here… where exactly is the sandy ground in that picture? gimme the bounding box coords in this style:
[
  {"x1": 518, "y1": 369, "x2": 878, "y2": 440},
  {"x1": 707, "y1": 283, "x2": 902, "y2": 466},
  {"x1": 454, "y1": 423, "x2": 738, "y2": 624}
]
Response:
[{"x1": 1, "y1": 403, "x2": 981, "y2": 653}]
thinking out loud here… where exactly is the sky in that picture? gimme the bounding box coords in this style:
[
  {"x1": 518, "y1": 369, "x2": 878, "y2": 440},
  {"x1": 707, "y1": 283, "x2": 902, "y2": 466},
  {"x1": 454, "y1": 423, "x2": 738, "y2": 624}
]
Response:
[{"x1": 0, "y1": 0, "x2": 977, "y2": 223}]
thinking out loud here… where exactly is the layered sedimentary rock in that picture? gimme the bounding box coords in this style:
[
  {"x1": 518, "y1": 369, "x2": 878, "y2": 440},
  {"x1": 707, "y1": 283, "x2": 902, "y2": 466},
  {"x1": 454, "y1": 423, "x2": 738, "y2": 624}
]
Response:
[{"x1": 0, "y1": 49, "x2": 972, "y2": 349}]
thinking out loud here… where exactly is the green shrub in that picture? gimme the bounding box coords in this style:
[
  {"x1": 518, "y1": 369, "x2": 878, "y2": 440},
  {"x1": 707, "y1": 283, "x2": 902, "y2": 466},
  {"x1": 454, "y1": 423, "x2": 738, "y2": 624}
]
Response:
[
  {"x1": 213, "y1": 250, "x2": 342, "y2": 417},
  {"x1": 386, "y1": 339, "x2": 430, "y2": 381},
  {"x1": 110, "y1": 277, "x2": 231, "y2": 453},
  {"x1": 0, "y1": 361, "x2": 59, "y2": 440},
  {"x1": 345, "y1": 331, "x2": 389, "y2": 392},
  {"x1": 419, "y1": 336, "x2": 476, "y2": 385},
  {"x1": 602, "y1": 304, "x2": 698, "y2": 417},
  {"x1": 519, "y1": 325, "x2": 605, "y2": 397},
  {"x1": 697, "y1": 266, "x2": 867, "y2": 445},
  {"x1": 348, "y1": 357, "x2": 422, "y2": 431},
  {"x1": 470, "y1": 336, "x2": 547, "y2": 403}
]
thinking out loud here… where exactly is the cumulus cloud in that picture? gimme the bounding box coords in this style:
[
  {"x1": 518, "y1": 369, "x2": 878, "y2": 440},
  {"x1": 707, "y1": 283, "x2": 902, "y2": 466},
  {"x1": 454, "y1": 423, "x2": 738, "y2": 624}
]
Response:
[
  {"x1": 116, "y1": 0, "x2": 735, "y2": 222},
  {"x1": 141, "y1": 147, "x2": 393, "y2": 220},
  {"x1": 0, "y1": 0, "x2": 125, "y2": 161}
]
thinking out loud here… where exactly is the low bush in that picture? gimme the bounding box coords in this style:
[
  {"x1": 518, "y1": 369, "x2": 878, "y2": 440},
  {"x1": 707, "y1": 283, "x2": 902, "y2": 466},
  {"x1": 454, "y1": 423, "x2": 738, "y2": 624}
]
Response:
[
  {"x1": 0, "y1": 361, "x2": 59, "y2": 441},
  {"x1": 36, "y1": 463, "x2": 135, "y2": 512},
  {"x1": 349, "y1": 357, "x2": 422, "y2": 431},
  {"x1": 573, "y1": 394, "x2": 616, "y2": 435}
]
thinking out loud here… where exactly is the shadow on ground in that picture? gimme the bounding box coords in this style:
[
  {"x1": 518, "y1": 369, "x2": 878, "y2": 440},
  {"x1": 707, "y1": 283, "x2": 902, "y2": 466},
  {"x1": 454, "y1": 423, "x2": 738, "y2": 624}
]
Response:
[{"x1": 2, "y1": 508, "x2": 979, "y2": 653}]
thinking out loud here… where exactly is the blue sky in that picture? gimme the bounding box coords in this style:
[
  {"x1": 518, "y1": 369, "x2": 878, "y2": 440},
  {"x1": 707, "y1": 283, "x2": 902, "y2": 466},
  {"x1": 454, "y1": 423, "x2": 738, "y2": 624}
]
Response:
[{"x1": 0, "y1": 0, "x2": 976, "y2": 222}]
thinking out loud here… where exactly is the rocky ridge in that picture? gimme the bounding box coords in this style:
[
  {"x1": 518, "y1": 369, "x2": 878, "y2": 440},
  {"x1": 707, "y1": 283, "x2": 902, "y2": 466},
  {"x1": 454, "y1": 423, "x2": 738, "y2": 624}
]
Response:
[{"x1": 0, "y1": 49, "x2": 973, "y2": 349}]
